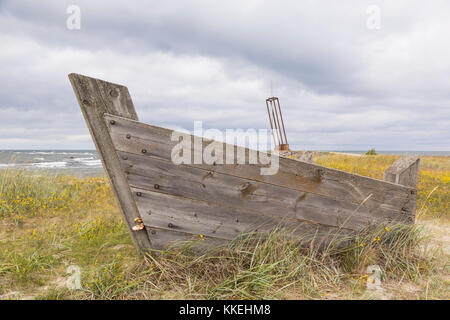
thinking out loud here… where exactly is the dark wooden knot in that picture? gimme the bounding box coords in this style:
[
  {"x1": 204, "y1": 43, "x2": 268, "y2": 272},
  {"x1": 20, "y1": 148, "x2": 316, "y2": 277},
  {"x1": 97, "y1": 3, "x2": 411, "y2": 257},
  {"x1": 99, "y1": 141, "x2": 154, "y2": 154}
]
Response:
[
  {"x1": 109, "y1": 89, "x2": 119, "y2": 97},
  {"x1": 151, "y1": 230, "x2": 156, "y2": 235},
  {"x1": 82, "y1": 99, "x2": 90, "y2": 106}
]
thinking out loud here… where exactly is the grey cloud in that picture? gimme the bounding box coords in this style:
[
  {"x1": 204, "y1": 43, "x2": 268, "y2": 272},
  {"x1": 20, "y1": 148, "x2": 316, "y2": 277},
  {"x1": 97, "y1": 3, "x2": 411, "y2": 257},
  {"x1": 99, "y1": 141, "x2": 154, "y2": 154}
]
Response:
[{"x1": 0, "y1": 0, "x2": 449, "y2": 150}]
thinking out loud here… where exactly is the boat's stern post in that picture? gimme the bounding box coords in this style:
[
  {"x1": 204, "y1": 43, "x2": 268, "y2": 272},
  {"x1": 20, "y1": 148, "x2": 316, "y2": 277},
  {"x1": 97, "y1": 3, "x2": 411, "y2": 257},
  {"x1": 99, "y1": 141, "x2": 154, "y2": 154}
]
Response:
[{"x1": 383, "y1": 156, "x2": 421, "y2": 221}]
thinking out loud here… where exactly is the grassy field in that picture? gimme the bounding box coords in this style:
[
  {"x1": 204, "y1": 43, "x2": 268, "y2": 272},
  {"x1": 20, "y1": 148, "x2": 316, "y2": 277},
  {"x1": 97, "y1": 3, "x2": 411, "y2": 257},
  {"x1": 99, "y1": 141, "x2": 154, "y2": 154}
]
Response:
[{"x1": 0, "y1": 154, "x2": 448, "y2": 299}]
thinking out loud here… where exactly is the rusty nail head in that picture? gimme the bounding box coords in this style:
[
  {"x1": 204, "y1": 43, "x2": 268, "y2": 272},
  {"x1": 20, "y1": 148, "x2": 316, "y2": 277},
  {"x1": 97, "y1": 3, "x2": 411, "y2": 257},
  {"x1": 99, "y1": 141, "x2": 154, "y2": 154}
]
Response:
[
  {"x1": 110, "y1": 120, "x2": 116, "y2": 125},
  {"x1": 142, "y1": 149, "x2": 147, "y2": 154},
  {"x1": 168, "y1": 223, "x2": 173, "y2": 228},
  {"x1": 154, "y1": 184, "x2": 160, "y2": 189},
  {"x1": 126, "y1": 134, "x2": 131, "y2": 139},
  {"x1": 136, "y1": 192, "x2": 142, "y2": 196}
]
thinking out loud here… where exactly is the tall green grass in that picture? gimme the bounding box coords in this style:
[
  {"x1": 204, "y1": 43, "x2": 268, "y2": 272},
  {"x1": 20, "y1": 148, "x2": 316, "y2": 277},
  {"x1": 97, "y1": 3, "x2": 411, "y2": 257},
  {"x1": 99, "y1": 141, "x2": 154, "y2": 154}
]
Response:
[{"x1": 0, "y1": 158, "x2": 448, "y2": 299}]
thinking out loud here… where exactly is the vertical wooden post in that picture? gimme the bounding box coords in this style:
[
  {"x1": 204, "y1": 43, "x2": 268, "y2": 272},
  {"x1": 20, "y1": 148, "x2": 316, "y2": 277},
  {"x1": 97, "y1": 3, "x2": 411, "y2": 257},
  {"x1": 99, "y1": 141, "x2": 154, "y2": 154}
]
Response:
[
  {"x1": 68, "y1": 73, "x2": 152, "y2": 254},
  {"x1": 383, "y1": 156, "x2": 420, "y2": 188}
]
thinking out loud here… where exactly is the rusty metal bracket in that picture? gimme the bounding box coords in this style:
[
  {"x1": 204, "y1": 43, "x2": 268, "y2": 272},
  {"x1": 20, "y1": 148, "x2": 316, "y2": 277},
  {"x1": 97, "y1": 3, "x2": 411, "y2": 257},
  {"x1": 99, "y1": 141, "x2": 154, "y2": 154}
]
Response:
[{"x1": 265, "y1": 97, "x2": 289, "y2": 151}]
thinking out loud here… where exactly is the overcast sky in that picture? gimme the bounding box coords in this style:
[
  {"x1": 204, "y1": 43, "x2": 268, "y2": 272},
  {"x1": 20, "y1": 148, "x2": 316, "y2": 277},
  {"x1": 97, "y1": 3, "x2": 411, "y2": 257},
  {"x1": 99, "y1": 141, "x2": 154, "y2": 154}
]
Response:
[{"x1": 0, "y1": 0, "x2": 449, "y2": 150}]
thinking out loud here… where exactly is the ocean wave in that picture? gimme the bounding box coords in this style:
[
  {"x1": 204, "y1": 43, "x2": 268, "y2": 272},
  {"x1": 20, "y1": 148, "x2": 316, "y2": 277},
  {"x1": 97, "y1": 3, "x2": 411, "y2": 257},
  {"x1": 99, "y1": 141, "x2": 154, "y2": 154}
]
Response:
[
  {"x1": 31, "y1": 161, "x2": 67, "y2": 168},
  {"x1": 70, "y1": 157, "x2": 94, "y2": 161},
  {"x1": 81, "y1": 159, "x2": 102, "y2": 166},
  {"x1": 17, "y1": 151, "x2": 95, "y2": 156}
]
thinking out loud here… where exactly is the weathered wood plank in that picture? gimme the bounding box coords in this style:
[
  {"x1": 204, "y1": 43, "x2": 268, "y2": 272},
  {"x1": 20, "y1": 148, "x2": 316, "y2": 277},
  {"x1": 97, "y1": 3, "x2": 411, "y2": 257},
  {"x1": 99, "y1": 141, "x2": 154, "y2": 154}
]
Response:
[
  {"x1": 133, "y1": 187, "x2": 348, "y2": 246},
  {"x1": 121, "y1": 151, "x2": 411, "y2": 231},
  {"x1": 133, "y1": 186, "x2": 293, "y2": 239},
  {"x1": 144, "y1": 225, "x2": 227, "y2": 251},
  {"x1": 104, "y1": 113, "x2": 417, "y2": 217},
  {"x1": 383, "y1": 156, "x2": 420, "y2": 223},
  {"x1": 68, "y1": 74, "x2": 152, "y2": 253},
  {"x1": 384, "y1": 156, "x2": 420, "y2": 188}
]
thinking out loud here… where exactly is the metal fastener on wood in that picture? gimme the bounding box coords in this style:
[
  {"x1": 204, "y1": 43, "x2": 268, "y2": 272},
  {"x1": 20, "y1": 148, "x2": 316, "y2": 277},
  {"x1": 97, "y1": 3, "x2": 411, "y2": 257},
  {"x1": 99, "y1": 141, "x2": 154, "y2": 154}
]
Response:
[
  {"x1": 122, "y1": 155, "x2": 128, "y2": 160},
  {"x1": 136, "y1": 192, "x2": 142, "y2": 196},
  {"x1": 142, "y1": 149, "x2": 147, "y2": 154},
  {"x1": 126, "y1": 134, "x2": 131, "y2": 139},
  {"x1": 110, "y1": 120, "x2": 116, "y2": 125},
  {"x1": 109, "y1": 89, "x2": 119, "y2": 97},
  {"x1": 154, "y1": 184, "x2": 160, "y2": 189},
  {"x1": 238, "y1": 182, "x2": 251, "y2": 192},
  {"x1": 168, "y1": 223, "x2": 174, "y2": 228},
  {"x1": 82, "y1": 99, "x2": 90, "y2": 105},
  {"x1": 147, "y1": 210, "x2": 151, "y2": 215}
]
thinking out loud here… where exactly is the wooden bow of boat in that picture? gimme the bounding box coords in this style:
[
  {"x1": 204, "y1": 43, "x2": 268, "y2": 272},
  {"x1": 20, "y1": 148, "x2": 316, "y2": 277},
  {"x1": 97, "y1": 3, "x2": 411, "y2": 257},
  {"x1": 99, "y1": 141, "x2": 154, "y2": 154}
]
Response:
[{"x1": 68, "y1": 73, "x2": 420, "y2": 254}]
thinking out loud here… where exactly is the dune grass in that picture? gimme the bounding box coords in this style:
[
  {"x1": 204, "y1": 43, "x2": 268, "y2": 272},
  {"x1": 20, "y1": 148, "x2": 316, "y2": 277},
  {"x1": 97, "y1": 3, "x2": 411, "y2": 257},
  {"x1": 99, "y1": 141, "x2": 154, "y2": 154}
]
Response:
[{"x1": 0, "y1": 154, "x2": 448, "y2": 299}]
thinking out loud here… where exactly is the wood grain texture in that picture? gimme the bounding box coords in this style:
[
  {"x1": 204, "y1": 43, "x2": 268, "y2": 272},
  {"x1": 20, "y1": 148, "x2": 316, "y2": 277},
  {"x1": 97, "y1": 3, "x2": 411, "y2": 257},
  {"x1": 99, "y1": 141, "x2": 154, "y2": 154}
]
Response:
[
  {"x1": 68, "y1": 74, "x2": 152, "y2": 253},
  {"x1": 384, "y1": 156, "x2": 420, "y2": 188},
  {"x1": 104, "y1": 113, "x2": 417, "y2": 218},
  {"x1": 121, "y1": 151, "x2": 411, "y2": 232},
  {"x1": 134, "y1": 187, "x2": 350, "y2": 249}
]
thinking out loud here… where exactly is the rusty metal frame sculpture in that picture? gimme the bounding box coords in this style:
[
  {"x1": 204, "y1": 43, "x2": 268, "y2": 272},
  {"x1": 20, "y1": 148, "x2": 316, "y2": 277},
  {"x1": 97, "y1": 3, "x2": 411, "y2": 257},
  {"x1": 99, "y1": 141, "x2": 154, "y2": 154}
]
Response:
[{"x1": 266, "y1": 97, "x2": 289, "y2": 151}]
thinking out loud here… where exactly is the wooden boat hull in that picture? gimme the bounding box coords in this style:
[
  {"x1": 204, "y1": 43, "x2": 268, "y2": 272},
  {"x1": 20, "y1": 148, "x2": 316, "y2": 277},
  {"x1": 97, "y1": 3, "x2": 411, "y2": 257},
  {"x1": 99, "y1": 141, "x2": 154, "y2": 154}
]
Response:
[{"x1": 69, "y1": 73, "x2": 419, "y2": 253}]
